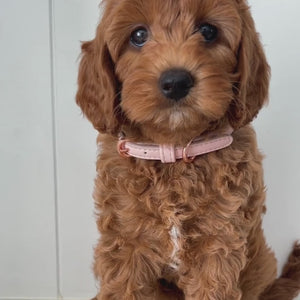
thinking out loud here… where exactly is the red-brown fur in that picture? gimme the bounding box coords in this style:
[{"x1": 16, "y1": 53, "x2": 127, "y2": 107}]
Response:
[{"x1": 76, "y1": 0, "x2": 300, "y2": 299}]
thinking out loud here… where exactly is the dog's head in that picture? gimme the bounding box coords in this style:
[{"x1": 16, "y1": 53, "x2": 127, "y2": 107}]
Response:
[{"x1": 76, "y1": 0, "x2": 269, "y2": 144}]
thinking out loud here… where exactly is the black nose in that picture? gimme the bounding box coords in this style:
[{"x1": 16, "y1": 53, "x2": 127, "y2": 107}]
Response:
[{"x1": 159, "y1": 69, "x2": 194, "y2": 101}]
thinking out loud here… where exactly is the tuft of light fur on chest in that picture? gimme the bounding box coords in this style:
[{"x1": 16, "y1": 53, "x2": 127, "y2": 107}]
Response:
[{"x1": 169, "y1": 225, "x2": 181, "y2": 270}]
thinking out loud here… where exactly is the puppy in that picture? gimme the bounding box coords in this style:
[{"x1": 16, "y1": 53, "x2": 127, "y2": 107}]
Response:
[{"x1": 76, "y1": 0, "x2": 300, "y2": 299}]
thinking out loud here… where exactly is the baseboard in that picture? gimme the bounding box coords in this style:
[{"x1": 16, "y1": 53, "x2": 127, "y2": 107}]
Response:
[
  {"x1": 0, "y1": 298, "x2": 58, "y2": 300},
  {"x1": 0, "y1": 298, "x2": 89, "y2": 300},
  {"x1": 0, "y1": 298, "x2": 56, "y2": 300}
]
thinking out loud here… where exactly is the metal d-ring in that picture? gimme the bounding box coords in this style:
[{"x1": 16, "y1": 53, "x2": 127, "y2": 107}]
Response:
[
  {"x1": 117, "y1": 140, "x2": 131, "y2": 158},
  {"x1": 182, "y1": 139, "x2": 196, "y2": 163}
]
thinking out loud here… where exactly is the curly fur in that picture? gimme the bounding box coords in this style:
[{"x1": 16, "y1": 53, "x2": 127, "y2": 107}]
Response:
[{"x1": 76, "y1": 0, "x2": 300, "y2": 299}]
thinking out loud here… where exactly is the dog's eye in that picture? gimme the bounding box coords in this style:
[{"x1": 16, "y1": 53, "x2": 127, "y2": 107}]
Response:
[
  {"x1": 130, "y1": 27, "x2": 149, "y2": 48},
  {"x1": 198, "y1": 23, "x2": 218, "y2": 43}
]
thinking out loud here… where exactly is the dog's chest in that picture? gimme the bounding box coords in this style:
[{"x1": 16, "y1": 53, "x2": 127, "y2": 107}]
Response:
[{"x1": 144, "y1": 166, "x2": 206, "y2": 270}]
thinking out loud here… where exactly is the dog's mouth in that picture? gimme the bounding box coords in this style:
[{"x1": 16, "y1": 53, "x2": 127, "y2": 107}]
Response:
[{"x1": 155, "y1": 104, "x2": 202, "y2": 131}]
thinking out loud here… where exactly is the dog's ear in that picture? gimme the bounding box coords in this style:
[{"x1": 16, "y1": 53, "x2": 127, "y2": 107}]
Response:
[
  {"x1": 228, "y1": 1, "x2": 270, "y2": 129},
  {"x1": 76, "y1": 25, "x2": 120, "y2": 134}
]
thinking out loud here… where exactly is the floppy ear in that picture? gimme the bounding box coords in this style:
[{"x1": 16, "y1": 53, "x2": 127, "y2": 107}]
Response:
[
  {"x1": 228, "y1": 1, "x2": 270, "y2": 129},
  {"x1": 76, "y1": 24, "x2": 120, "y2": 134}
]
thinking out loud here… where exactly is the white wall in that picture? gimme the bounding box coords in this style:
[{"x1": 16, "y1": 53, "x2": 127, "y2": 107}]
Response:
[
  {"x1": 252, "y1": 0, "x2": 300, "y2": 277},
  {"x1": 0, "y1": 0, "x2": 299, "y2": 299}
]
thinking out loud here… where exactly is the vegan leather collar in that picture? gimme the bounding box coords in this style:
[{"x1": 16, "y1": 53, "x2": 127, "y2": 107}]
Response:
[{"x1": 118, "y1": 126, "x2": 234, "y2": 163}]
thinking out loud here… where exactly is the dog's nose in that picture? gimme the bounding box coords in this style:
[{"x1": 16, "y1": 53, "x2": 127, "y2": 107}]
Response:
[{"x1": 159, "y1": 69, "x2": 194, "y2": 101}]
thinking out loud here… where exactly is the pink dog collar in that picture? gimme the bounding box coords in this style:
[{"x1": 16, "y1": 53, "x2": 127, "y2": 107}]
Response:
[{"x1": 118, "y1": 126, "x2": 234, "y2": 163}]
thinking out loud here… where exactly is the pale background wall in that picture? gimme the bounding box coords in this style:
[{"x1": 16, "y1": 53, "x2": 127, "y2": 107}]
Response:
[{"x1": 0, "y1": 0, "x2": 299, "y2": 299}]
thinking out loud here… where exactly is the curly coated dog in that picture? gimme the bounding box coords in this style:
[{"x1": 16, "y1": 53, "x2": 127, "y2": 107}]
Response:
[{"x1": 76, "y1": 0, "x2": 300, "y2": 299}]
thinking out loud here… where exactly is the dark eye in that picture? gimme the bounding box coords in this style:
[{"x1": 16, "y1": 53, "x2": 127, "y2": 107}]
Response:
[
  {"x1": 198, "y1": 23, "x2": 218, "y2": 42},
  {"x1": 130, "y1": 27, "x2": 149, "y2": 48}
]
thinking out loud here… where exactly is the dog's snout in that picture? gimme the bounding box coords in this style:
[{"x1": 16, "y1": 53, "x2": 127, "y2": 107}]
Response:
[{"x1": 159, "y1": 69, "x2": 194, "y2": 102}]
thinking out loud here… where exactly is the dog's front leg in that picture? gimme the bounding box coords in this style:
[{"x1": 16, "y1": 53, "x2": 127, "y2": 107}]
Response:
[
  {"x1": 178, "y1": 233, "x2": 247, "y2": 300},
  {"x1": 93, "y1": 232, "x2": 167, "y2": 300}
]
